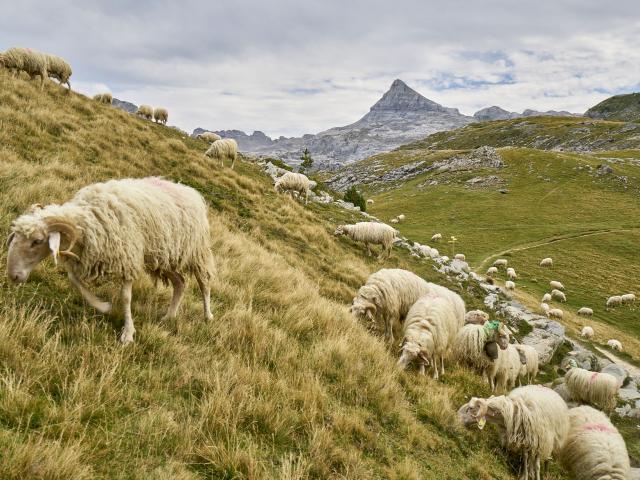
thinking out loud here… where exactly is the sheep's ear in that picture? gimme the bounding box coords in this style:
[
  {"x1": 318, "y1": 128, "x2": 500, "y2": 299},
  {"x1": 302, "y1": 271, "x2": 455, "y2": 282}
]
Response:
[
  {"x1": 6, "y1": 232, "x2": 15, "y2": 248},
  {"x1": 48, "y1": 231, "x2": 61, "y2": 266}
]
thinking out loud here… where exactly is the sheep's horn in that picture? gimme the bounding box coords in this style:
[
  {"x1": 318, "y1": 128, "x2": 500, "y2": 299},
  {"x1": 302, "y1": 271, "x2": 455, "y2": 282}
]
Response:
[{"x1": 47, "y1": 222, "x2": 80, "y2": 261}]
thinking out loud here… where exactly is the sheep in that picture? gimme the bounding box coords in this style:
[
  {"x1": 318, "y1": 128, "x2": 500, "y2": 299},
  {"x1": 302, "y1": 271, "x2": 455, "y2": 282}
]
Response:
[
  {"x1": 440, "y1": 255, "x2": 450, "y2": 263},
  {"x1": 429, "y1": 248, "x2": 439, "y2": 258},
  {"x1": 334, "y1": 222, "x2": 398, "y2": 259},
  {"x1": 6, "y1": 177, "x2": 215, "y2": 344},
  {"x1": 205, "y1": 138, "x2": 239, "y2": 169},
  {"x1": 453, "y1": 321, "x2": 511, "y2": 390},
  {"x1": 550, "y1": 280, "x2": 564, "y2": 291},
  {"x1": 560, "y1": 405, "x2": 630, "y2": 480},
  {"x1": 490, "y1": 343, "x2": 523, "y2": 391},
  {"x1": 431, "y1": 233, "x2": 442, "y2": 242},
  {"x1": 454, "y1": 253, "x2": 465, "y2": 261},
  {"x1": 577, "y1": 307, "x2": 593, "y2": 317},
  {"x1": 514, "y1": 344, "x2": 539, "y2": 385},
  {"x1": 507, "y1": 267, "x2": 517, "y2": 280},
  {"x1": 45, "y1": 53, "x2": 72, "y2": 90},
  {"x1": 153, "y1": 107, "x2": 168, "y2": 125},
  {"x1": 564, "y1": 367, "x2": 620, "y2": 412},
  {"x1": 493, "y1": 258, "x2": 508, "y2": 268},
  {"x1": 464, "y1": 309, "x2": 489, "y2": 325},
  {"x1": 606, "y1": 296, "x2": 622, "y2": 307},
  {"x1": 486, "y1": 266, "x2": 498, "y2": 276},
  {"x1": 607, "y1": 339, "x2": 623, "y2": 352},
  {"x1": 547, "y1": 308, "x2": 563, "y2": 319},
  {"x1": 621, "y1": 293, "x2": 636, "y2": 304},
  {"x1": 197, "y1": 131, "x2": 222, "y2": 143},
  {"x1": 540, "y1": 302, "x2": 550, "y2": 314},
  {"x1": 350, "y1": 268, "x2": 464, "y2": 345},
  {"x1": 93, "y1": 93, "x2": 113, "y2": 104},
  {"x1": 540, "y1": 257, "x2": 553, "y2": 267},
  {"x1": 274, "y1": 172, "x2": 311, "y2": 204},
  {"x1": 541, "y1": 293, "x2": 552, "y2": 303},
  {"x1": 397, "y1": 214, "x2": 405, "y2": 221},
  {"x1": 397, "y1": 291, "x2": 465, "y2": 379},
  {"x1": 504, "y1": 280, "x2": 515, "y2": 291},
  {"x1": 581, "y1": 326, "x2": 595, "y2": 339},
  {"x1": 458, "y1": 385, "x2": 569, "y2": 480},
  {"x1": 136, "y1": 105, "x2": 153, "y2": 120},
  {"x1": 0, "y1": 47, "x2": 48, "y2": 89},
  {"x1": 366, "y1": 199, "x2": 374, "y2": 205},
  {"x1": 551, "y1": 289, "x2": 566, "y2": 302}
]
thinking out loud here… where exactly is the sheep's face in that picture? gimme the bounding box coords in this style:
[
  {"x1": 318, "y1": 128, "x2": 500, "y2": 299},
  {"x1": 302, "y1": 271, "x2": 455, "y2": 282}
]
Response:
[
  {"x1": 349, "y1": 295, "x2": 376, "y2": 321},
  {"x1": 334, "y1": 226, "x2": 345, "y2": 236},
  {"x1": 496, "y1": 325, "x2": 510, "y2": 350},
  {"x1": 457, "y1": 398, "x2": 488, "y2": 428},
  {"x1": 397, "y1": 341, "x2": 421, "y2": 370},
  {"x1": 6, "y1": 229, "x2": 51, "y2": 283}
]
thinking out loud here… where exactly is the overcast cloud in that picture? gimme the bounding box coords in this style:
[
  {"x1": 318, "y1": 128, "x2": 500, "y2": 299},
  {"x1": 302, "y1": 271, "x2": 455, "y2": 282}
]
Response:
[{"x1": 2, "y1": 1, "x2": 639, "y2": 137}]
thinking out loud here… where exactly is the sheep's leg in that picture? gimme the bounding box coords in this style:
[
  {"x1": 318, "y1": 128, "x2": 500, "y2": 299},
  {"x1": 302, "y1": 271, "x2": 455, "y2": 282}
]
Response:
[
  {"x1": 534, "y1": 456, "x2": 541, "y2": 480},
  {"x1": 195, "y1": 273, "x2": 214, "y2": 321},
  {"x1": 119, "y1": 280, "x2": 135, "y2": 345},
  {"x1": 440, "y1": 357, "x2": 445, "y2": 376},
  {"x1": 231, "y1": 155, "x2": 236, "y2": 169},
  {"x1": 418, "y1": 363, "x2": 426, "y2": 375},
  {"x1": 384, "y1": 317, "x2": 395, "y2": 345},
  {"x1": 365, "y1": 243, "x2": 372, "y2": 257},
  {"x1": 67, "y1": 271, "x2": 112, "y2": 314},
  {"x1": 161, "y1": 272, "x2": 185, "y2": 324},
  {"x1": 305, "y1": 189, "x2": 308, "y2": 205}
]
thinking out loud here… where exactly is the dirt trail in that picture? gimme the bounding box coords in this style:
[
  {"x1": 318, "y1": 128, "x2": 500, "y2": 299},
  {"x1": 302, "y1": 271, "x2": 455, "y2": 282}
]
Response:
[{"x1": 593, "y1": 346, "x2": 640, "y2": 378}]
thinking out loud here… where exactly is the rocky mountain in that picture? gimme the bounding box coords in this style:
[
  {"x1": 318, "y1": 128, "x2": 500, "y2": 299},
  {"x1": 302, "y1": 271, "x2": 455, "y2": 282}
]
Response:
[
  {"x1": 193, "y1": 79, "x2": 475, "y2": 169},
  {"x1": 473, "y1": 105, "x2": 579, "y2": 121},
  {"x1": 585, "y1": 92, "x2": 640, "y2": 122},
  {"x1": 112, "y1": 98, "x2": 138, "y2": 114}
]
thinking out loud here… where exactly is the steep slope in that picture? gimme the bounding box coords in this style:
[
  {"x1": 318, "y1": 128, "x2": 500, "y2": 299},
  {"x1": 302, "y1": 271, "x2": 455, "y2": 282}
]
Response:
[
  {"x1": 586, "y1": 92, "x2": 640, "y2": 122},
  {"x1": 0, "y1": 71, "x2": 520, "y2": 478}
]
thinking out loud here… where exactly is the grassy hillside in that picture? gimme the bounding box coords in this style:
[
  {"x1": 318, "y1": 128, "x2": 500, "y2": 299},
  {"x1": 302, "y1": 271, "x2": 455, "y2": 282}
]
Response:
[
  {"x1": 586, "y1": 92, "x2": 640, "y2": 122},
  {"x1": 0, "y1": 71, "x2": 528, "y2": 478},
  {"x1": 402, "y1": 116, "x2": 640, "y2": 151}
]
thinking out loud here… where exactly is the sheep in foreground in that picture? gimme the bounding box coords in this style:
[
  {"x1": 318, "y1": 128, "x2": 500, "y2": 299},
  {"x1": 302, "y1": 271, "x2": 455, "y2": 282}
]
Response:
[
  {"x1": 560, "y1": 405, "x2": 630, "y2": 480},
  {"x1": 93, "y1": 93, "x2": 113, "y2": 104},
  {"x1": 550, "y1": 280, "x2": 564, "y2": 291},
  {"x1": 465, "y1": 309, "x2": 489, "y2": 325},
  {"x1": 350, "y1": 268, "x2": 464, "y2": 345},
  {"x1": 334, "y1": 222, "x2": 398, "y2": 259},
  {"x1": 454, "y1": 253, "x2": 465, "y2": 261},
  {"x1": 136, "y1": 105, "x2": 153, "y2": 120},
  {"x1": 197, "y1": 131, "x2": 222, "y2": 143},
  {"x1": 431, "y1": 233, "x2": 442, "y2": 242},
  {"x1": 490, "y1": 343, "x2": 522, "y2": 391},
  {"x1": 205, "y1": 138, "x2": 238, "y2": 169},
  {"x1": 547, "y1": 308, "x2": 563, "y2": 319},
  {"x1": 564, "y1": 367, "x2": 620, "y2": 412},
  {"x1": 493, "y1": 258, "x2": 508, "y2": 268},
  {"x1": 551, "y1": 289, "x2": 566, "y2": 302},
  {"x1": 606, "y1": 295, "x2": 622, "y2": 307},
  {"x1": 515, "y1": 344, "x2": 539, "y2": 385},
  {"x1": 504, "y1": 280, "x2": 515, "y2": 291},
  {"x1": 581, "y1": 326, "x2": 594, "y2": 339},
  {"x1": 621, "y1": 293, "x2": 636, "y2": 304},
  {"x1": 607, "y1": 339, "x2": 623, "y2": 352},
  {"x1": 153, "y1": 107, "x2": 168, "y2": 125},
  {"x1": 458, "y1": 385, "x2": 569, "y2": 480},
  {"x1": 45, "y1": 53, "x2": 72, "y2": 90},
  {"x1": 6, "y1": 178, "x2": 215, "y2": 344},
  {"x1": 540, "y1": 257, "x2": 553, "y2": 267},
  {"x1": 507, "y1": 267, "x2": 517, "y2": 280},
  {"x1": 577, "y1": 307, "x2": 593, "y2": 316},
  {"x1": 486, "y1": 266, "x2": 498, "y2": 276},
  {"x1": 274, "y1": 171, "x2": 311, "y2": 204},
  {"x1": 397, "y1": 291, "x2": 465, "y2": 378},
  {"x1": 0, "y1": 47, "x2": 48, "y2": 89}
]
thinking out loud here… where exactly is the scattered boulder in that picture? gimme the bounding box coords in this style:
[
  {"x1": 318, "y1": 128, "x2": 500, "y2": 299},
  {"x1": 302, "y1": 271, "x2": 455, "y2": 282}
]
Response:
[
  {"x1": 601, "y1": 363, "x2": 629, "y2": 386},
  {"x1": 596, "y1": 164, "x2": 614, "y2": 175}
]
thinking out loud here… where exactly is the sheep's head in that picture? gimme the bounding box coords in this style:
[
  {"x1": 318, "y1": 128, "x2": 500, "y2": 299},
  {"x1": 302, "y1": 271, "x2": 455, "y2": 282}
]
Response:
[
  {"x1": 349, "y1": 287, "x2": 378, "y2": 321},
  {"x1": 457, "y1": 397, "x2": 489, "y2": 428},
  {"x1": 496, "y1": 323, "x2": 511, "y2": 350},
  {"x1": 7, "y1": 210, "x2": 80, "y2": 283},
  {"x1": 334, "y1": 225, "x2": 345, "y2": 236},
  {"x1": 397, "y1": 340, "x2": 424, "y2": 370}
]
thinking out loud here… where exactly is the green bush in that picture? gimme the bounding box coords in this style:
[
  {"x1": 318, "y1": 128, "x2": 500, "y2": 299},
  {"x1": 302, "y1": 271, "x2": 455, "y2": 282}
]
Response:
[{"x1": 343, "y1": 186, "x2": 366, "y2": 212}]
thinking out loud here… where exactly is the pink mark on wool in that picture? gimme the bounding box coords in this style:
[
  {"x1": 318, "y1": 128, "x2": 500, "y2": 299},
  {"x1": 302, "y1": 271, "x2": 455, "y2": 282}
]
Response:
[
  {"x1": 589, "y1": 372, "x2": 599, "y2": 383},
  {"x1": 582, "y1": 423, "x2": 617, "y2": 434},
  {"x1": 143, "y1": 177, "x2": 175, "y2": 190}
]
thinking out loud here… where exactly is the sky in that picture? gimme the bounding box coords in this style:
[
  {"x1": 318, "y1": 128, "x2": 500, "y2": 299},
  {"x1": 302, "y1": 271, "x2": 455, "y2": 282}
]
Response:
[{"x1": 2, "y1": 1, "x2": 639, "y2": 137}]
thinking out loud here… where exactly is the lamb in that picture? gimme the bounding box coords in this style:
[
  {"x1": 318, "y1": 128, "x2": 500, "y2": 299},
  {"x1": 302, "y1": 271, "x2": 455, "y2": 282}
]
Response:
[
  {"x1": 153, "y1": 107, "x2": 168, "y2": 125},
  {"x1": 334, "y1": 222, "x2": 398, "y2": 259},
  {"x1": 551, "y1": 289, "x2": 566, "y2": 302},
  {"x1": 350, "y1": 268, "x2": 464, "y2": 345},
  {"x1": 541, "y1": 293, "x2": 552, "y2": 303},
  {"x1": 6, "y1": 177, "x2": 215, "y2": 344},
  {"x1": 0, "y1": 47, "x2": 48, "y2": 89},
  {"x1": 486, "y1": 266, "x2": 498, "y2": 276},
  {"x1": 431, "y1": 233, "x2": 442, "y2": 242},
  {"x1": 93, "y1": 93, "x2": 113, "y2": 104},
  {"x1": 274, "y1": 172, "x2": 311, "y2": 204},
  {"x1": 197, "y1": 131, "x2": 222, "y2": 143},
  {"x1": 205, "y1": 138, "x2": 238, "y2": 169},
  {"x1": 45, "y1": 53, "x2": 72, "y2": 90},
  {"x1": 366, "y1": 199, "x2": 374, "y2": 205},
  {"x1": 458, "y1": 385, "x2": 569, "y2": 480},
  {"x1": 490, "y1": 343, "x2": 523, "y2": 391},
  {"x1": 547, "y1": 308, "x2": 563, "y2": 319},
  {"x1": 397, "y1": 214, "x2": 406, "y2": 221},
  {"x1": 514, "y1": 344, "x2": 539, "y2": 385},
  {"x1": 606, "y1": 296, "x2": 622, "y2": 307},
  {"x1": 550, "y1": 280, "x2": 564, "y2": 291},
  {"x1": 540, "y1": 257, "x2": 553, "y2": 267},
  {"x1": 505, "y1": 280, "x2": 515, "y2": 291},
  {"x1": 560, "y1": 405, "x2": 630, "y2": 480},
  {"x1": 493, "y1": 259, "x2": 508, "y2": 268},
  {"x1": 607, "y1": 339, "x2": 623, "y2": 352},
  {"x1": 507, "y1": 267, "x2": 517, "y2": 280},
  {"x1": 465, "y1": 309, "x2": 489, "y2": 325},
  {"x1": 136, "y1": 105, "x2": 153, "y2": 120},
  {"x1": 577, "y1": 307, "x2": 593, "y2": 316},
  {"x1": 581, "y1": 326, "x2": 595, "y2": 339},
  {"x1": 454, "y1": 253, "x2": 465, "y2": 261},
  {"x1": 564, "y1": 367, "x2": 620, "y2": 412},
  {"x1": 621, "y1": 293, "x2": 636, "y2": 304},
  {"x1": 397, "y1": 291, "x2": 465, "y2": 379}
]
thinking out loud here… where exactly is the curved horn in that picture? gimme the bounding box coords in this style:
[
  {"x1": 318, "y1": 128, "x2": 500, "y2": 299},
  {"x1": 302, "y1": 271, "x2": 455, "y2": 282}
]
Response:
[
  {"x1": 6, "y1": 231, "x2": 15, "y2": 248},
  {"x1": 46, "y1": 222, "x2": 80, "y2": 261}
]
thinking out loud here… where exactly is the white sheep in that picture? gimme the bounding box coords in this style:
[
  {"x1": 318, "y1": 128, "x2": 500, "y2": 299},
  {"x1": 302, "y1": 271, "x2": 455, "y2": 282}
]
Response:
[
  {"x1": 504, "y1": 280, "x2": 515, "y2": 291},
  {"x1": 607, "y1": 339, "x2": 623, "y2": 352},
  {"x1": 493, "y1": 258, "x2": 508, "y2": 268},
  {"x1": 486, "y1": 266, "x2": 498, "y2": 276},
  {"x1": 606, "y1": 295, "x2": 622, "y2": 307},
  {"x1": 431, "y1": 233, "x2": 442, "y2": 242},
  {"x1": 390, "y1": 218, "x2": 399, "y2": 224},
  {"x1": 397, "y1": 214, "x2": 406, "y2": 221},
  {"x1": 205, "y1": 138, "x2": 238, "y2": 169},
  {"x1": 458, "y1": 385, "x2": 569, "y2": 480},
  {"x1": 397, "y1": 291, "x2": 465, "y2": 379},
  {"x1": 6, "y1": 178, "x2": 215, "y2": 344},
  {"x1": 540, "y1": 302, "x2": 550, "y2": 314},
  {"x1": 197, "y1": 131, "x2": 222, "y2": 143},
  {"x1": 564, "y1": 367, "x2": 620, "y2": 412},
  {"x1": 490, "y1": 343, "x2": 522, "y2": 391},
  {"x1": 429, "y1": 248, "x2": 439, "y2": 258},
  {"x1": 621, "y1": 293, "x2": 636, "y2": 304},
  {"x1": 547, "y1": 308, "x2": 563, "y2": 319},
  {"x1": 136, "y1": 104, "x2": 153, "y2": 120},
  {"x1": 549, "y1": 280, "x2": 564, "y2": 291},
  {"x1": 551, "y1": 289, "x2": 566, "y2": 302},
  {"x1": 540, "y1": 257, "x2": 553, "y2": 267},
  {"x1": 560, "y1": 405, "x2": 630, "y2": 480},
  {"x1": 334, "y1": 222, "x2": 398, "y2": 259},
  {"x1": 440, "y1": 255, "x2": 450, "y2": 263},
  {"x1": 506, "y1": 267, "x2": 517, "y2": 280},
  {"x1": 541, "y1": 293, "x2": 552, "y2": 303},
  {"x1": 0, "y1": 47, "x2": 48, "y2": 89},
  {"x1": 580, "y1": 326, "x2": 594, "y2": 339},
  {"x1": 366, "y1": 199, "x2": 374, "y2": 205},
  {"x1": 350, "y1": 269, "x2": 464, "y2": 345},
  {"x1": 45, "y1": 53, "x2": 72, "y2": 90},
  {"x1": 577, "y1": 307, "x2": 593, "y2": 316},
  {"x1": 464, "y1": 309, "x2": 489, "y2": 325},
  {"x1": 274, "y1": 172, "x2": 311, "y2": 204},
  {"x1": 514, "y1": 344, "x2": 539, "y2": 385},
  {"x1": 454, "y1": 253, "x2": 465, "y2": 261},
  {"x1": 153, "y1": 107, "x2": 168, "y2": 125},
  {"x1": 93, "y1": 93, "x2": 113, "y2": 104}
]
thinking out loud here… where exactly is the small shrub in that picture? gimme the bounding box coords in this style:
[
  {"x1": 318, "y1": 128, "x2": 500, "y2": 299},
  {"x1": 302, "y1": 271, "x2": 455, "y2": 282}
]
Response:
[{"x1": 343, "y1": 186, "x2": 366, "y2": 212}]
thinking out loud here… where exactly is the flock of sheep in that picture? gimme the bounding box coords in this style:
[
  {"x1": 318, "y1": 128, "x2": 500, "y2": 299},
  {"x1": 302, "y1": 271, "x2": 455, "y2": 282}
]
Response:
[{"x1": 0, "y1": 47, "x2": 72, "y2": 90}]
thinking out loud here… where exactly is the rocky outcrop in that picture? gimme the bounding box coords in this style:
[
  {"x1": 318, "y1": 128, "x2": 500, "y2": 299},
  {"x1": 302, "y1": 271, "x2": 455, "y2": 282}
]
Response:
[{"x1": 112, "y1": 98, "x2": 138, "y2": 114}]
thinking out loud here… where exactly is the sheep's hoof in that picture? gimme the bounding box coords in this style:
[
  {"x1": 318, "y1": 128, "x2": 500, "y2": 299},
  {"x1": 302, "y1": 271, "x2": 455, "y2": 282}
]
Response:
[
  {"x1": 119, "y1": 329, "x2": 135, "y2": 345},
  {"x1": 96, "y1": 302, "x2": 112, "y2": 314},
  {"x1": 204, "y1": 312, "x2": 214, "y2": 322}
]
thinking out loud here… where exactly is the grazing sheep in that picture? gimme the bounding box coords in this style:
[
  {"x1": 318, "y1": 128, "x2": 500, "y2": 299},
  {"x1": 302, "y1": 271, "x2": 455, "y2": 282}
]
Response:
[
  {"x1": 440, "y1": 255, "x2": 450, "y2": 263},
  {"x1": 334, "y1": 222, "x2": 398, "y2": 259},
  {"x1": 45, "y1": 53, "x2": 72, "y2": 90},
  {"x1": 507, "y1": 267, "x2": 517, "y2": 280},
  {"x1": 541, "y1": 293, "x2": 552, "y2": 303},
  {"x1": 504, "y1": 280, "x2": 515, "y2": 291},
  {"x1": 431, "y1": 233, "x2": 442, "y2": 242},
  {"x1": 197, "y1": 131, "x2": 222, "y2": 143},
  {"x1": 493, "y1": 258, "x2": 508, "y2": 268},
  {"x1": 565, "y1": 367, "x2": 620, "y2": 412},
  {"x1": 136, "y1": 105, "x2": 153, "y2": 120},
  {"x1": 454, "y1": 253, "x2": 466, "y2": 261},
  {"x1": 486, "y1": 266, "x2": 498, "y2": 276},
  {"x1": 429, "y1": 248, "x2": 439, "y2": 258},
  {"x1": 540, "y1": 302, "x2": 550, "y2": 314},
  {"x1": 607, "y1": 339, "x2": 623, "y2": 352},
  {"x1": 458, "y1": 385, "x2": 569, "y2": 480},
  {"x1": 551, "y1": 289, "x2": 566, "y2": 302},
  {"x1": 550, "y1": 280, "x2": 564, "y2": 291},
  {"x1": 581, "y1": 326, "x2": 595, "y2": 339},
  {"x1": 606, "y1": 296, "x2": 622, "y2": 307},
  {"x1": 514, "y1": 344, "x2": 539, "y2": 385},
  {"x1": 397, "y1": 214, "x2": 406, "y2": 221},
  {"x1": 560, "y1": 405, "x2": 630, "y2": 480},
  {"x1": 397, "y1": 291, "x2": 465, "y2": 378},
  {"x1": 153, "y1": 107, "x2": 168, "y2": 125},
  {"x1": 490, "y1": 343, "x2": 523, "y2": 391},
  {"x1": 390, "y1": 218, "x2": 399, "y2": 224},
  {"x1": 93, "y1": 93, "x2": 113, "y2": 104},
  {"x1": 465, "y1": 309, "x2": 489, "y2": 325},
  {"x1": 6, "y1": 178, "x2": 216, "y2": 344},
  {"x1": 366, "y1": 199, "x2": 374, "y2": 205},
  {"x1": 540, "y1": 257, "x2": 553, "y2": 267},
  {"x1": 577, "y1": 307, "x2": 593, "y2": 317},
  {"x1": 274, "y1": 172, "x2": 311, "y2": 204},
  {"x1": 621, "y1": 293, "x2": 636, "y2": 304},
  {"x1": 0, "y1": 47, "x2": 48, "y2": 89},
  {"x1": 351, "y1": 268, "x2": 464, "y2": 345},
  {"x1": 547, "y1": 308, "x2": 563, "y2": 319},
  {"x1": 205, "y1": 138, "x2": 238, "y2": 169}
]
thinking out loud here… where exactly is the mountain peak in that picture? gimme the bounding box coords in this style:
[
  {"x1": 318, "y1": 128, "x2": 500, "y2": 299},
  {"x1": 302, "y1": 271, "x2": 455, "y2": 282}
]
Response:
[{"x1": 369, "y1": 79, "x2": 458, "y2": 115}]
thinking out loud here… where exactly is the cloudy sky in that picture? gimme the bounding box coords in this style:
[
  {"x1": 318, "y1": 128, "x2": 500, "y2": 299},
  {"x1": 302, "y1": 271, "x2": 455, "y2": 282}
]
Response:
[{"x1": 2, "y1": 1, "x2": 639, "y2": 137}]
